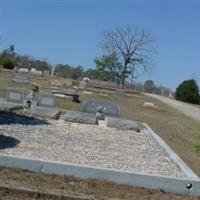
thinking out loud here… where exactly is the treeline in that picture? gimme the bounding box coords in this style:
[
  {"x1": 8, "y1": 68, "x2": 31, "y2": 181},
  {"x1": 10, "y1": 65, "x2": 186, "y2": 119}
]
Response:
[
  {"x1": 0, "y1": 45, "x2": 51, "y2": 71},
  {"x1": 131, "y1": 80, "x2": 172, "y2": 96}
]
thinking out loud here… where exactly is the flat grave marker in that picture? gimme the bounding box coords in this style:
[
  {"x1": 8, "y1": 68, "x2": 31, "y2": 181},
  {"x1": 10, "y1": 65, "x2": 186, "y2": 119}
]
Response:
[
  {"x1": 80, "y1": 100, "x2": 120, "y2": 117},
  {"x1": 11, "y1": 73, "x2": 32, "y2": 84}
]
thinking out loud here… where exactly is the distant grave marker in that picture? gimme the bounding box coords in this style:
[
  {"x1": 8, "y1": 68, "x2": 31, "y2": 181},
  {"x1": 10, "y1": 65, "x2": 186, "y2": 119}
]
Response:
[
  {"x1": 11, "y1": 73, "x2": 32, "y2": 84},
  {"x1": 115, "y1": 89, "x2": 126, "y2": 97},
  {"x1": 87, "y1": 80, "x2": 117, "y2": 88},
  {"x1": 79, "y1": 81, "x2": 87, "y2": 90},
  {"x1": 80, "y1": 100, "x2": 120, "y2": 117},
  {"x1": 43, "y1": 70, "x2": 50, "y2": 79}
]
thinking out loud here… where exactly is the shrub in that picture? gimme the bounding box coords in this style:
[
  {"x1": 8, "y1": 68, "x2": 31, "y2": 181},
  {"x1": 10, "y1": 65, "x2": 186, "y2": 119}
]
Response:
[
  {"x1": 144, "y1": 80, "x2": 155, "y2": 93},
  {"x1": 175, "y1": 79, "x2": 200, "y2": 104},
  {"x1": 31, "y1": 84, "x2": 39, "y2": 93},
  {"x1": 1, "y1": 57, "x2": 15, "y2": 69}
]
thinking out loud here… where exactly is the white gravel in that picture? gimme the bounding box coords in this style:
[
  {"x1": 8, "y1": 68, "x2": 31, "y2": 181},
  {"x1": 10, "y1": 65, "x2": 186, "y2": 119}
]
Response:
[{"x1": 0, "y1": 118, "x2": 185, "y2": 179}]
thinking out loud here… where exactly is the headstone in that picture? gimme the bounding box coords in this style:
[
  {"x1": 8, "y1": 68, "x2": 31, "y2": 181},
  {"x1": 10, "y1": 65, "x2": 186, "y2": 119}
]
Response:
[
  {"x1": 7, "y1": 88, "x2": 25, "y2": 104},
  {"x1": 25, "y1": 94, "x2": 59, "y2": 119},
  {"x1": 0, "y1": 88, "x2": 24, "y2": 111},
  {"x1": 80, "y1": 100, "x2": 120, "y2": 117},
  {"x1": 38, "y1": 94, "x2": 56, "y2": 108},
  {"x1": 65, "y1": 111, "x2": 97, "y2": 125},
  {"x1": 105, "y1": 117, "x2": 139, "y2": 132},
  {"x1": 11, "y1": 73, "x2": 32, "y2": 84}
]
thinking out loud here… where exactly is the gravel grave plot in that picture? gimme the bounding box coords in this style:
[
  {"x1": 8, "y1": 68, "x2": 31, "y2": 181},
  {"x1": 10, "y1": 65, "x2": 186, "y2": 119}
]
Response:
[{"x1": 0, "y1": 116, "x2": 185, "y2": 179}]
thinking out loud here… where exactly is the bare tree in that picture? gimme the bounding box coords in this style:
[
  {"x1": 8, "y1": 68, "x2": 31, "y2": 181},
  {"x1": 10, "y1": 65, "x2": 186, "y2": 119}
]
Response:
[{"x1": 101, "y1": 25, "x2": 156, "y2": 87}]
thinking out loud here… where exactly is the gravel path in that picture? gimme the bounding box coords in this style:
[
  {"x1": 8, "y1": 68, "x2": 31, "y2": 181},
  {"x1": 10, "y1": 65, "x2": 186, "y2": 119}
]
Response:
[
  {"x1": 144, "y1": 93, "x2": 200, "y2": 122},
  {"x1": 0, "y1": 116, "x2": 185, "y2": 178}
]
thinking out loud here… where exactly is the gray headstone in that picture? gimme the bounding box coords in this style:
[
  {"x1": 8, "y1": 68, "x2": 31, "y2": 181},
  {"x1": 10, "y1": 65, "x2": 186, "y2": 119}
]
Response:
[
  {"x1": 38, "y1": 94, "x2": 56, "y2": 108},
  {"x1": 105, "y1": 117, "x2": 139, "y2": 132},
  {"x1": 80, "y1": 100, "x2": 120, "y2": 117},
  {"x1": 65, "y1": 111, "x2": 97, "y2": 125},
  {"x1": 11, "y1": 73, "x2": 32, "y2": 84},
  {"x1": 7, "y1": 88, "x2": 25, "y2": 104}
]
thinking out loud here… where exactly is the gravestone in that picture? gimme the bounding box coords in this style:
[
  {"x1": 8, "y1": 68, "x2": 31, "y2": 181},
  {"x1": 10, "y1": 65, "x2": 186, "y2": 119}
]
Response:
[
  {"x1": 25, "y1": 94, "x2": 59, "y2": 119},
  {"x1": 80, "y1": 100, "x2": 120, "y2": 117},
  {"x1": 7, "y1": 88, "x2": 25, "y2": 104},
  {"x1": 11, "y1": 73, "x2": 32, "y2": 84},
  {"x1": 38, "y1": 94, "x2": 56, "y2": 108},
  {"x1": 0, "y1": 88, "x2": 24, "y2": 111}
]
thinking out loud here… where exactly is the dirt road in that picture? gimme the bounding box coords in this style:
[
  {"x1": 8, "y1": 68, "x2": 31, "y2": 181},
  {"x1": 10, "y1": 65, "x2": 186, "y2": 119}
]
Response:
[{"x1": 144, "y1": 93, "x2": 200, "y2": 122}]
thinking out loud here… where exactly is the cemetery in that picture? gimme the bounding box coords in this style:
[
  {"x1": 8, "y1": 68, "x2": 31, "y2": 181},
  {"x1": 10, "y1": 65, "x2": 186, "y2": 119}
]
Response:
[{"x1": 0, "y1": 69, "x2": 200, "y2": 198}]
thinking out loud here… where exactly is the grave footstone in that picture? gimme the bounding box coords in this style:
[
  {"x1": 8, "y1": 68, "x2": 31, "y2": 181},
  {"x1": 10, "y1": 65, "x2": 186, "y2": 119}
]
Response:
[
  {"x1": 80, "y1": 100, "x2": 120, "y2": 117},
  {"x1": 105, "y1": 117, "x2": 139, "y2": 132}
]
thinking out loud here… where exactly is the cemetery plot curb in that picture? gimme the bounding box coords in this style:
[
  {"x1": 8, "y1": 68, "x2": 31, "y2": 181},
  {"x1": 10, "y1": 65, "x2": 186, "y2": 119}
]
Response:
[
  {"x1": 0, "y1": 154, "x2": 200, "y2": 197},
  {"x1": 142, "y1": 123, "x2": 200, "y2": 181}
]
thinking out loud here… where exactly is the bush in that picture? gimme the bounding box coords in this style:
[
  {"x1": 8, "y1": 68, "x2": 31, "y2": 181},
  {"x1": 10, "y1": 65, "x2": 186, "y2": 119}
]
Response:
[
  {"x1": 1, "y1": 57, "x2": 15, "y2": 69},
  {"x1": 175, "y1": 79, "x2": 200, "y2": 104},
  {"x1": 144, "y1": 80, "x2": 155, "y2": 93},
  {"x1": 31, "y1": 84, "x2": 39, "y2": 92}
]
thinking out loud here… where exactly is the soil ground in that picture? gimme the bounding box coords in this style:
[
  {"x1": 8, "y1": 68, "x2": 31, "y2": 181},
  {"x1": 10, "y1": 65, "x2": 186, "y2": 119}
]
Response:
[{"x1": 0, "y1": 167, "x2": 200, "y2": 200}]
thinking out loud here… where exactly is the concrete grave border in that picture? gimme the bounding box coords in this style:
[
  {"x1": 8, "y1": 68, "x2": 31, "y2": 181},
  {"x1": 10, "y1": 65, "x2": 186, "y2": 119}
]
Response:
[
  {"x1": 0, "y1": 125, "x2": 200, "y2": 196},
  {"x1": 143, "y1": 123, "x2": 200, "y2": 181}
]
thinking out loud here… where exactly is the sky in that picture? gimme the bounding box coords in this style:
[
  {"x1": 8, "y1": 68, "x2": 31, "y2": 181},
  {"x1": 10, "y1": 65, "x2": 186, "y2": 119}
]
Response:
[{"x1": 0, "y1": 0, "x2": 200, "y2": 90}]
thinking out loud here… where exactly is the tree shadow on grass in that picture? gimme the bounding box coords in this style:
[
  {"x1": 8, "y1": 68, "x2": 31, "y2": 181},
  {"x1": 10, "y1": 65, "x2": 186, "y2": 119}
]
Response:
[
  {"x1": 0, "y1": 111, "x2": 50, "y2": 125},
  {"x1": 0, "y1": 135, "x2": 20, "y2": 149}
]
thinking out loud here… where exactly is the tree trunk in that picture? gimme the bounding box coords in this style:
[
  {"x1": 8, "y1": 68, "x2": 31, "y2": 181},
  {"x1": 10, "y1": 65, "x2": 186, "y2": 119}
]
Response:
[{"x1": 121, "y1": 62, "x2": 128, "y2": 88}]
